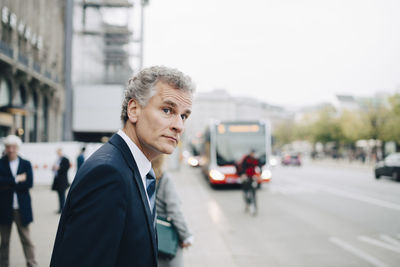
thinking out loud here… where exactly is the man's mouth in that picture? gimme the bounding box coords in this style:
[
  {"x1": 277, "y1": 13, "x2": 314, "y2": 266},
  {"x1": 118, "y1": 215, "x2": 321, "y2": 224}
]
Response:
[{"x1": 164, "y1": 136, "x2": 178, "y2": 143}]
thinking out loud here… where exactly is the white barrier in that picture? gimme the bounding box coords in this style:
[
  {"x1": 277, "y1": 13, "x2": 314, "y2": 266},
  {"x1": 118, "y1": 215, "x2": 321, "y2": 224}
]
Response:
[{"x1": 18, "y1": 142, "x2": 103, "y2": 185}]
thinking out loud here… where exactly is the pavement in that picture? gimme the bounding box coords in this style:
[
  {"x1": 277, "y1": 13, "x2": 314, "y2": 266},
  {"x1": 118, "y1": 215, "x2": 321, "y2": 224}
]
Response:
[{"x1": 7, "y1": 165, "x2": 233, "y2": 267}]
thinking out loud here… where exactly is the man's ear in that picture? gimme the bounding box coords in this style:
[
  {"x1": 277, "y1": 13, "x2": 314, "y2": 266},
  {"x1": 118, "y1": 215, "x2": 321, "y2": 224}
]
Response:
[{"x1": 127, "y1": 99, "x2": 141, "y2": 123}]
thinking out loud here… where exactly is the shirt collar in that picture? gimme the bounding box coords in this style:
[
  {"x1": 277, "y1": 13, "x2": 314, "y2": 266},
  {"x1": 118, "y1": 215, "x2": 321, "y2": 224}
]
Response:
[{"x1": 117, "y1": 129, "x2": 151, "y2": 180}]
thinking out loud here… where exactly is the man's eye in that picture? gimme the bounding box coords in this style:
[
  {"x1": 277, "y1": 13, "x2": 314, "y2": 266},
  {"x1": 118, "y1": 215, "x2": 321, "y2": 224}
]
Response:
[
  {"x1": 163, "y1": 108, "x2": 171, "y2": 114},
  {"x1": 181, "y1": 114, "x2": 188, "y2": 121}
]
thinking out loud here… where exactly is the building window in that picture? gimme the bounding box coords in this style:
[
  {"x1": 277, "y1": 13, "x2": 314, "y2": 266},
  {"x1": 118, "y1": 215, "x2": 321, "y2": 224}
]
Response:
[
  {"x1": 0, "y1": 78, "x2": 11, "y2": 106},
  {"x1": 1, "y1": 23, "x2": 12, "y2": 44},
  {"x1": 19, "y1": 85, "x2": 27, "y2": 140},
  {"x1": 42, "y1": 96, "x2": 48, "y2": 141},
  {"x1": 19, "y1": 85, "x2": 27, "y2": 106},
  {"x1": 27, "y1": 91, "x2": 38, "y2": 142}
]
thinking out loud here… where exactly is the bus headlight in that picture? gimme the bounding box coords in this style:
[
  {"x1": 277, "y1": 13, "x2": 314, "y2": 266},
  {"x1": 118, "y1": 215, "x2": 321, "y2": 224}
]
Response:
[
  {"x1": 261, "y1": 169, "x2": 272, "y2": 180},
  {"x1": 209, "y1": 169, "x2": 225, "y2": 181}
]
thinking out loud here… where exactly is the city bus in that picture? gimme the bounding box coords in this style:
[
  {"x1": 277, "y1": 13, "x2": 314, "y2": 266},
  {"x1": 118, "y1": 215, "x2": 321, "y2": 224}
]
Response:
[{"x1": 200, "y1": 120, "x2": 272, "y2": 186}]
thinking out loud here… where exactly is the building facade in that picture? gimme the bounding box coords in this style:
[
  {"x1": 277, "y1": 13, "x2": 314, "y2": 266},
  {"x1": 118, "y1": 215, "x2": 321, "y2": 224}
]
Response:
[{"x1": 0, "y1": 0, "x2": 65, "y2": 142}]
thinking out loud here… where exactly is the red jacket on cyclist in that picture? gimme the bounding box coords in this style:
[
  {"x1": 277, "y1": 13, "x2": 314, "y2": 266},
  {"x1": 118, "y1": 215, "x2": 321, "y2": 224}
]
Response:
[{"x1": 240, "y1": 150, "x2": 259, "y2": 178}]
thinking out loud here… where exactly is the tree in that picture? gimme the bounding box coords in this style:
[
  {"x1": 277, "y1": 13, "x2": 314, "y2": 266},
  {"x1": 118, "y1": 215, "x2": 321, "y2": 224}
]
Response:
[
  {"x1": 382, "y1": 94, "x2": 400, "y2": 148},
  {"x1": 361, "y1": 100, "x2": 389, "y2": 141},
  {"x1": 273, "y1": 120, "x2": 296, "y2": 146},
  {"x1": 309, "y1": 106, "x2": 342, "y2": 144},
  {"x1": 338, "y1": 110, "x2": 368, "y2": 145}
]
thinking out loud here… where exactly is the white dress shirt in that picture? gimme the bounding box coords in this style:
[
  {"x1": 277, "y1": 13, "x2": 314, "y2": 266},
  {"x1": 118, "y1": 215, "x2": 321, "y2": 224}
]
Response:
[
  {"x1": 9, "y1": 158, "x2": 20, "y2": 210},
  {"x1": 117, "y1": 130, "x2": 152, "y2": 206}
]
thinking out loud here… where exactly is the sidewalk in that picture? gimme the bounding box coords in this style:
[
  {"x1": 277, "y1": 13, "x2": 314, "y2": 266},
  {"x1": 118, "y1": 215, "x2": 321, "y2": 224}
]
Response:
[
  {"x1": 9, "y1": 185, "x2": 60, "y2": 267},
  {"x1": 8, "y1": 165, "x2": 236, "y2": 267}
]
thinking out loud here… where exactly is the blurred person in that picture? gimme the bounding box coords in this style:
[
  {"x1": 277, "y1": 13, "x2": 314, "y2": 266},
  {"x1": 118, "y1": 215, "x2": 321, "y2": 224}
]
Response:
[
  {"x1": 239, "y1": 149, "x2": 259, "y2": 215},
  {"x1": 153, "y1": 155, "x2": 193, "y2": 267},
  {"x1": 51, "y1": 148, "x2": 70, "y2": 214},
  {"x1": 76, "y1": 146, "x2": 86, "y2": 170},
  {"x1": 50, "y1": 66, "x2": 194, "y2": 267},
  {"x1": 0, "y1": 135, "x2": 37, "y2": 267}
]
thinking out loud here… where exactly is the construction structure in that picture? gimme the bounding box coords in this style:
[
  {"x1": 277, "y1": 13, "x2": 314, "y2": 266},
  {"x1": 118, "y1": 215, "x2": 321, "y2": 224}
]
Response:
[{"x1": 72, "y1": 0, "x2": 137, "y2": 142}]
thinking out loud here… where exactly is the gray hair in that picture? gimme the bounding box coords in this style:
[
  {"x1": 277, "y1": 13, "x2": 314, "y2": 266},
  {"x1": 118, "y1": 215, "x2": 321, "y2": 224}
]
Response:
[
  {"x1": 121, "y1": 66, "x2": 195, "y2": 123},
  {"x1": 3, "y1": 135, "x2": 22, "y2": 148}
]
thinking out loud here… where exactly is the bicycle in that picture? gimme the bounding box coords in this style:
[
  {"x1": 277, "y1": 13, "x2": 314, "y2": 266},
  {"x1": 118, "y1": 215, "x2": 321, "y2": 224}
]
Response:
[{"x1": 241, "y1": 175, "x2": 258, "y2": 216}]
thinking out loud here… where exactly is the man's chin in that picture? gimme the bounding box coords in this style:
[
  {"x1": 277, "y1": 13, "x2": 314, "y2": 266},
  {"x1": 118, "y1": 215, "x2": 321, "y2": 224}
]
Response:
[{"x1": 160, "y1": 144, "x2": 176, "y2": 155}]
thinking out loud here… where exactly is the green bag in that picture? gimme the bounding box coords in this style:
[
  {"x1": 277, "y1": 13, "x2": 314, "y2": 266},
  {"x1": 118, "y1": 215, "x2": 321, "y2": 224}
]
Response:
[{"x1": 156, "y1": 216, "x2": 179, "y2": 259}]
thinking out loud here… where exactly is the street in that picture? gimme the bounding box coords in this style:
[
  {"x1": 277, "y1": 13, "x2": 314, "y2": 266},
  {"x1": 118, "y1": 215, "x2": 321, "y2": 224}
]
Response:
[
  {"x1": 8, "y1": 162, "x2": 400, "y2": 267},
  {"x1": 181, "y1": 162, "x2": 400, "y2": 267}
]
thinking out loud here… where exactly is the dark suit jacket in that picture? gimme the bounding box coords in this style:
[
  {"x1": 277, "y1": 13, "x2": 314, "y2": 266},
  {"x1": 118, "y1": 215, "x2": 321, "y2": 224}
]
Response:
[
  {"x1": 50, "y1": 134, "x2": 158, "y2": 267},
  {"x1": 0, "y1": 155, "x2": 34, "y2": 226},
  {"x1": 52, "y1": 156, "x2": 70, "y2": 191}
]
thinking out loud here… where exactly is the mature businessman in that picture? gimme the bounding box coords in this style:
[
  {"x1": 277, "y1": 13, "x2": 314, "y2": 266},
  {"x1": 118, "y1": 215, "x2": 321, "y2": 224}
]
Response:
[
  {"x1": 0, "y1": 135, "x2": 37, "y2": 267},
  {"x1": 50, "y1": 66, "x2": 194, "y2": 267}
]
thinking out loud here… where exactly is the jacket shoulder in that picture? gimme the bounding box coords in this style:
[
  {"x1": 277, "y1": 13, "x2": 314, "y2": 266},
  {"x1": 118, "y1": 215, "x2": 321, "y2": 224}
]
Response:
[{"x1": 18, "y1": 157, "x2": 32, "y2": 167}]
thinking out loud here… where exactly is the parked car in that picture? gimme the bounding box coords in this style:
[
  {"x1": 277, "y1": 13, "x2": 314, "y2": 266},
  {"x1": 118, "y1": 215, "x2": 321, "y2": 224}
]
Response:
[
  {"x1": 281, "y1": 153, "x2": 301, "y2": 166},
  {"x1": 375, "y1": 153, "x2": 400, "y2": 181}
]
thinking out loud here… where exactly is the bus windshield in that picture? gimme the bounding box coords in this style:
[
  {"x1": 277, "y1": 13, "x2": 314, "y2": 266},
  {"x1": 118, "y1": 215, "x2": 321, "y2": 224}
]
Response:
[{"x1": 215, "y1": 123, "x2": 266, "y2": 166}]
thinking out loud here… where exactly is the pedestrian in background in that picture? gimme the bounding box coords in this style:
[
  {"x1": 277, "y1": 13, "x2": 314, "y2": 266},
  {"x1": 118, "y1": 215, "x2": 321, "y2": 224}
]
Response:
[
  {"x1": 50, "y1": 66, "x2": 194, "y2": 267},
  {"x1": 76, "y1": 146, "x2": 86, "y2": 170},
  {"x1": 51, "y1": 148, "x2": 70, "y2": 214},
  {"x1": 153, "y1": 155, "x2": 193, "y2": 267},
  {"x1": 0, "y1": 135, "x2": 38, "y2": 267}
]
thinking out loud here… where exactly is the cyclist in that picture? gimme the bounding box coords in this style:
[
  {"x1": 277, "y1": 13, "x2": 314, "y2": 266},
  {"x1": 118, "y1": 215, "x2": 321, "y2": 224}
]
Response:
[{"x1": 238, "y1": 149, "x2": 259, "y2": 216}]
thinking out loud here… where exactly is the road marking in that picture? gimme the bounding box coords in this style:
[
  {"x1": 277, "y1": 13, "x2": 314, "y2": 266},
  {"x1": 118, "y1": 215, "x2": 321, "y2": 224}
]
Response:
[
  {"x1": 359, "y1": 236, "x2": 400, "y2": 253},
  {"x1": 273, "y1": 181, "x2": 400, "y2": 212},
  {"x1": 207, "y1": 199, "x2": 224, "y2": 225},
  {"x1": 329, "y1": 237, "x2": 391, "y2": 267},
  {"x1": 268, "y1": 183, "x2": 318, "y2": 195},
  {"x1": 380, "y1": 235, "x2": 400, "y2": 247},
  {"x1": 315, "y1": 185, "x2": 400, "y2": 212}
]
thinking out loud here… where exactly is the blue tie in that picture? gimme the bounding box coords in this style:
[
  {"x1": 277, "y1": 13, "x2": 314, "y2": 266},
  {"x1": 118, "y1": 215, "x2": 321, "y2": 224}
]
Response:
[{"x1": 146, "y1": 169, "x2": 156, "y2": 225}]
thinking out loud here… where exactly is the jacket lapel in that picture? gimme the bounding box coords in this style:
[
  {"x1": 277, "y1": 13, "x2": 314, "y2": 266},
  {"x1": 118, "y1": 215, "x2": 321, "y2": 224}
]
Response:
[
  {"x1": 16, "y1": 156, "x2": 23, "y2": 175},
  {"x1": 1, "y1": 156, "x2": 14, "y2": 179},
  {"x1": 108, "y1": 134, "x2": 158, "y2": 259}
]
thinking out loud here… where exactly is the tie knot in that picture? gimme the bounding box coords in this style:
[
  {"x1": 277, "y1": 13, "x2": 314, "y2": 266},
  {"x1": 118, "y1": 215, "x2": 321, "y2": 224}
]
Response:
[{"x1": 147, "y1": 168, "x2": 156, "y2": 180}]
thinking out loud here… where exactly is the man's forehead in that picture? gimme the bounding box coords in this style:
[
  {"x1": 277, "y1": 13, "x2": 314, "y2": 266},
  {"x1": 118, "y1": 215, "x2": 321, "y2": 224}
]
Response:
[
  {"x1": 6, "y1": 144, "x2": 18, "y2": 147},
  {"x1": 157, "y1": 84, "x2": 192, "y2": 108}
]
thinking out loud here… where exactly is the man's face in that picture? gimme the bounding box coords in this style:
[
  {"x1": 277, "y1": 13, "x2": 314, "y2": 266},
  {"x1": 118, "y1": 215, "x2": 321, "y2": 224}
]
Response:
[
  {"x1": 129, "y1": 82, "x2": 192, "y2": 160},
  {"x1": 5, "y1": 144, "x2": 19, "y2": 161}
]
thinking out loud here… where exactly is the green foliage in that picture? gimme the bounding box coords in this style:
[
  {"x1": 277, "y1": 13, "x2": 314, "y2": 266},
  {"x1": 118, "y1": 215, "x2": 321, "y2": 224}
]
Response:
[
  {"x1": 309, "y1": 106, "x2": 342, "y2": 144},
  {"x1": 389, "y1": 94, "x2": 400, "y2": 115},
  {"x1": 272, "y1": 93, "x2": 400, "y2": 147},
  {"x1": 338, "y1": 110, "x2": 368, "y2": 144},
  {"x1": 362, "y1": 100, "x2": 389, "y2": 140},
  {"x1": 273, "y1": 120, "x2": 296, "y2": 146},
  {"x1": 382, "y1": 94, "x2": 400, "y2": 144}
]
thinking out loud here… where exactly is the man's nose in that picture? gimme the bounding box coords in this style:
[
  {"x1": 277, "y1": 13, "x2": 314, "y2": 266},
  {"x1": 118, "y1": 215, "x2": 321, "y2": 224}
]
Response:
[{"x1": 171, "y1": 115, "x2": 184, "y2": 133}]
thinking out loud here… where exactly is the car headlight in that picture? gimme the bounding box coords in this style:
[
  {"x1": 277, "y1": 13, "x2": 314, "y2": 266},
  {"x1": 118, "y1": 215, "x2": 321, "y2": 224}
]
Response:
[
  {"x1": 209, "y1": 169, "x2": 225, "y2": 181},
  {"x1": 261, "y1": 169, "x2": 272, "y2": 180},
  {"x1": 187, "y1": 157, "x2": 199, "y2": 167},
  {"x1": 269, "y1": 158, "x2": 278, "y2": 166}
]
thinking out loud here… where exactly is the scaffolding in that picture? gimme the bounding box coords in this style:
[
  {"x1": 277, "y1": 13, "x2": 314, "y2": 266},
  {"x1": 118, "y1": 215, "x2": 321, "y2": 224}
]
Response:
[{"x1": 78, "y1": 0, "x2": 134, "y2": 84}]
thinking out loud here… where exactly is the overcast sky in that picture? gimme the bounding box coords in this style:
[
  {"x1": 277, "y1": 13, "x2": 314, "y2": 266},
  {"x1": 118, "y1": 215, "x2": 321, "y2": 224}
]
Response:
[{"x1": 143, "y1": 0, "x2": 400, "y2": 108}]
